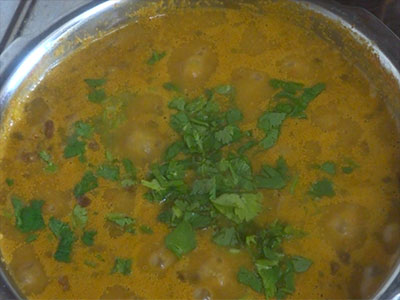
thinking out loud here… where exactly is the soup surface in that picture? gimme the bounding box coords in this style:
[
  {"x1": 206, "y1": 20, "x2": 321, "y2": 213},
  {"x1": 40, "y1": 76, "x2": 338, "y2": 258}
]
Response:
[{"x1": 0, "y1": 2, "x2": 399, "y2": 300}]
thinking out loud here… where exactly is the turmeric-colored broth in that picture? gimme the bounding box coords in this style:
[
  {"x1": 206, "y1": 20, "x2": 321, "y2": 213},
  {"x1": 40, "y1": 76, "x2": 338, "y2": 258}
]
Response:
[{"x1": 0, "y1": 2, "x2": 399, "y2": 300}]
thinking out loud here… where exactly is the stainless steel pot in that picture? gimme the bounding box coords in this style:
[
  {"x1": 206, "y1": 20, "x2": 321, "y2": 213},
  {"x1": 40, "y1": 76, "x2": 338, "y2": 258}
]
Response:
[{"x1": 0, "y1": 0, "x2": 399, "y2": 299}]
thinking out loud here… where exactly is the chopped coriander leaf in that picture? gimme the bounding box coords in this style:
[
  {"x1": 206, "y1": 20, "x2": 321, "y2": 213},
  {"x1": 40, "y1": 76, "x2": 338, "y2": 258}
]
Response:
[
  {"x1": 74, "y1": 121, "x2": 93, "y2": 139},
  {"x1": 168, "y1": 97, "x2": 186, "y2": 111},
  {"x1": 165, "y1": 221, "x2": 196, "y2": 258},
  {"x1": 164, "y1": 140, "x2": 185, "y2": 161},
  {"x1": 141, "y1": 179, "x2": 164, "y2": 192},
  {"x1": 49, "y1": 217, "x2": 76, "y2": 263},
  {"x1": 258, "y1": 112, "x2": 286, "y2": 150},
  {"x1": 71, "y1": 205, "x2": 88, "y2": 230},
  {"x1": 88, "y1": 89, "x2": 107, "y2": 103},
  {"x1": 163, "y1": 82, "x2": 181, "y2": 92},
  {"x1": 64, "y1": 136, "x2": 86, "y2": 159},
  {"x1": 73, "y1": 171, "x2": 98, "y2": 198},
  {"x1": 269, "y1": 79, "x2": 304, "y2": 94},
  {"x1": 309, "y1": 178, "x2": 335, "y2": 198},
  {"x1": 81, "y1": 230, "x2": 97, "y2": 246},
  {"x1": 139, "y1": 225, "x2": 154, "y2": 234},
  {"x1": 237, "y1": 266, "x2": 263, "y2": 293},
  {"x1": 111, "y1": 257, "x2": 132, "y2": 275},
  {"x1": 122, "y1": 158, "x2": 136, "y2": 177},
  {"x1": 11, "y1": 196, "x2": 45, "y2": 233},
  {"x1": 39, "y1": 150, "x2": 58, "y2": 172},
  {"x1": 97, "y1": 164, "x2": 120, "y2": 181},
  {"x1": 212, "y1": 227, "x2": 239, "y2": 247},
  {"x1": 25, "y1": 233, "x2": 38, "y2": 243},
  {"x1": 320, "y1": 161, "x2": 336, "y2": 175},
  {"x1": 255, "y1": 156, "x2": 289, "y2": 189},
  {"x1": 214, "y1": 84, "x2": 234, "y2": 95},
  {"x1": 226, "y1": 108, "x2": 243, "y2": 124},
  {"x1": 291, "y1": 256, "x2": 313, "y2": 272},
  {"x1": 5, "y1": 178, "x2": 14, "y2": 187},
  {"x1": 211, "y1": 193, "x2": 262, "y2": 224},
  {"x1": 238, "y1": 140, "x2": 257, "y2": 155},
  {"x1": 84, "y1": 78, "x2": 106, "y2": 88},
  {"x1": 84, "y1": 260, "x2": 97, "y2": 268},
  {"x1": 106, "y1": 213, "x2": 136, "y2": 233},
  {"x1": 147, "y1": 50, "x2": 166, "y2": 65},
  {"x1": 215, "y1": 125, "x2": 238, "y2": 144},
  {"x1": 341, "y1": 159, "x2": 359, "y2": 174}
]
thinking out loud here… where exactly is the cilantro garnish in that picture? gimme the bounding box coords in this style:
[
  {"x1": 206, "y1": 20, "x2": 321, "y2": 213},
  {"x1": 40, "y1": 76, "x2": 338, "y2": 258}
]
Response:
[
  {"x1": 73, "y1": 171, "x2": 98, "y2": 198},
  {"x1": 25, "y1": 233, "x2": 38, "y2": 243},
  {"x1": 85, "y1": 78, "x2": 107, "y2": 103},
  {"x1": 84, "y1": 78, "x2": 106, "y2": 88},
  {"x1": 341, "y1": 159, "x2": 359, "y2": 174},
  {"x1": 71, "y1": 205, "x2": 88, "y2": 229},
  {"x1": 165, "y1": 221, "x2": 196, "y2": 258},
  {"x1": 237, "y1": 266, "x2": 263, "y2": 293},
  {"x1": 320, "y1": 161, "x2": 336, "y2": 175},
  {"x1": 39, "y1": 150, "x2": 58, "y2": 172},
  {"x1": 49, "y1": 217, "x2": 76, "y2": 263},
  {"x1": 212, "y1": 227, "x2": 240, "y2": 247},
  {"x1": 106, "y1": 213, "x2": 136, "y2": 234},
  {"x1": 5, "y1": 178, "x2": 14, "y2": 187},
  {"x1": 163, "y1": 82, "x2": 181, "y2": 92},
  {"x1": 97, "y1": 164, "x2": 120, "y2": 181},
  {"x1": 81, "y1": 230, "x2": 97, "y2": 246},
  {"x1": 111, "y1": 257, "x2": 132, "y2": 275},
  {"x1": 11, "y1": 196, "x2": 45, "y2": 233},
  {"x1": 64, "y1": 121, "x2": 94, "y2": 161},
  {"x1": 309, "y1": 178, "x2": 335, "y2": 198},
  {"x1": 255, "y1": 156, "x2": 289, "y2": 189},
  {"x1": 139, "y1": 225, "x2": 153, "y2": 234},
  {"x1": 147, "y1": 50, "x2": 166, "y2": 65},
  {"x1": 211, "y1": 193, "x2": 262, "y2": 224}
]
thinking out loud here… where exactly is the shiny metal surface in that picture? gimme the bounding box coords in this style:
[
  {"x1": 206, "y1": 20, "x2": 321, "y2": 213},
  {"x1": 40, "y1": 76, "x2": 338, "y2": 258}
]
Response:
[{"x1": 0, "y1": 0, "x2": 399, "y2": 299}]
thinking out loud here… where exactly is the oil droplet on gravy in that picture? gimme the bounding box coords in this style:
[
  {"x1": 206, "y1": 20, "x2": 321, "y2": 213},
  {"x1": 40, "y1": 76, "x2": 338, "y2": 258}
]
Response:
[{"x1": 0, "y1": 2, "x2": 399, "y2": 300}]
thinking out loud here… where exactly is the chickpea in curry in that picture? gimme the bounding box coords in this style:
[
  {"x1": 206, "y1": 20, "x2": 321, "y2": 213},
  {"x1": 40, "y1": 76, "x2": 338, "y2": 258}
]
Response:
[{"x1": 0, "y1": 2, "x2": 399, "y2": 300}]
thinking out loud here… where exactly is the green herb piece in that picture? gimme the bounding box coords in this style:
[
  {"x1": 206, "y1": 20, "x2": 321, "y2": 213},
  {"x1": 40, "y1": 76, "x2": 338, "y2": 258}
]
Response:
[
  {"x1": 320, "y1": 161, "x2": 336, "y2": 175},
  {"x1": 97, "y1": 164, "x2": 120, "y2": 181},
  {"x1": 121, "y1": 158, "x2": 136, "y2": 187},
  {"x1": 269, "y1": 79, "x2": 304, "y2": 94},
  {"x1": 163, "y1": 82, "x2": 181, "y2": 92},
  {"x1": 141, "y1": 179, "x2": 164, "y2": 192},
  {"x1": 165, "y1": 221, "x2": 196, "y2": 258},
  {"x1": 25, "y1": 234, "x2": 38, "y2": 243},
  {"x1": 48, "y1": 217, "x2": 76, "y2": 263},
  {"x1": 106, "y1": 213, "x2": 136, "y2": 233},
  {"x1": 291, "y1": 256, "x2": 313, "y2": 272},
  {"x1": 39, "y1": 151, "x2": 58, "y2": 172},
  {"x1": 88, "y1": 89, "x2": 106, "y2": 103},
  {"x1": 64, "y1": 136, "x2": 86, "y2": 159},
  {"x1": 147, "y1": 50, "x2": 166, "y2": 65},
  {"x1": 215, "y1": 125, "x2": 238, "y2": 145},
  {"x1": 84, "y1": 260, "x2": 97, "y2": 268},
  {"x1": 309, "y1": 178, "x2": 335, "y2": 198},
  {"x1": 139, "y1": 225, "x2": 153, "y2": 234},
  {"x1": 73, "y1": 171, "x2": 98, "y2": 198},
  {"x1": 237, "y1": 266, "x2": 263, "y2": 293},
  {"x1": 226, "y1": 108, "x2": 243, "y2": 124},
  {"x1": 5, "y1": 178, "x2": 14, "y2": 187},
  {"x1": 71, "y1": 205, "x2": 88, "y2": 229},
  {"x1": 81, "y1": 230, "x2": 97, "y2": 246},
  {"x1": 341, "y1": 159, "x2": 359, "y2": 174},
  {"x1": 164, "y1": 141, "x2": 185, "y2": 161},
  {"x1": 258, "y1": 112, "x2": 287, "y2": 150},
  {"x1": 238, "y1": 140, "x2": 257, "y2": 155},
  {"x1": 84, "y1": 78, "x2": 106, "y2": 88},
  {"x1": 212, "y1": 227, "x2": 239, "y2": 247},
  {"x1": 214, "y1": 84, "x2": 234, "y2": 95},
  {"x1": 11, "y1": 197, "x2": 45, "y2": 233},
  {"x1": 74, "y1": 121, "x2": 93, "y2": 139},
  {"x1": 211, "y1": 193, "x2": 262, "y2": 224},
  {"x1": 111, "y1": 257, "x2": 132, "y2": 275},
  {"x1": 255, "y1": 259, "x2": 280, "y2": 299},
  {"x1": 255, "y1": 156, "x2": 289, "y2": 189}
]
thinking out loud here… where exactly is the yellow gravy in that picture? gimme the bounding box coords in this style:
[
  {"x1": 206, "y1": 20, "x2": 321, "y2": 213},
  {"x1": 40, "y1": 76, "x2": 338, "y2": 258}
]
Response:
[{"x1": 0, "y1": 2, "x2": 399, "y2": 300}]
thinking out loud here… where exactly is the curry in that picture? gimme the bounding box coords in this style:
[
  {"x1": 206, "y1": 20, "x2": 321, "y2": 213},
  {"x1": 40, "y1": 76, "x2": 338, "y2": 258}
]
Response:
[{"x1": 0, "y1": 1, "x2": 399, "y2": 300}]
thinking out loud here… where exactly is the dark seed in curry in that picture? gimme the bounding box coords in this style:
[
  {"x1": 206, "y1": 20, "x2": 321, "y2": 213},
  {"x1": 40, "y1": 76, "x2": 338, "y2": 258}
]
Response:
[
  {"x1": 330, "y1": 261, "x2": 340, "y2": 275},
  {"x1": 88, "y1": 141, "x2": 100, "y2": 151},
  {"x1": 58, "y1": 275, "x2": 70, "y2": 291},
  {"x1": 76, "y1": 195, "x2": 91, "y2": 207},
  {"x1": 44, "y1": 120, "x2": 54, "y2": 139},
  {"x1": 337, "y1": 250, "x2": 351, "y2": 265}
]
